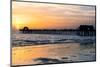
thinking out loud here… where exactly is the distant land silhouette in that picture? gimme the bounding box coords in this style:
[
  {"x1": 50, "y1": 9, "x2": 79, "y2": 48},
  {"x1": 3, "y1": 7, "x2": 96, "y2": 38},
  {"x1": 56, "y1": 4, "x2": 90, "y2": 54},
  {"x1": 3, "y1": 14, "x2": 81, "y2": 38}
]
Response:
[{"x1": 19, "y1": 25, "x2": 96, "y2": 36}]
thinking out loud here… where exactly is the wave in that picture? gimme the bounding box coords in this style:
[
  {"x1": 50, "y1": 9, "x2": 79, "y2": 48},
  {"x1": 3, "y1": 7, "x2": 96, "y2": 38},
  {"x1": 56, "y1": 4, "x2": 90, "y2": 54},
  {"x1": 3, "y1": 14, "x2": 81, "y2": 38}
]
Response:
[
  {"x1": 12, "y1": 34, "x2": 95, "y2": 47},
  {"x1": 12, "y1": 38, "x2": 95, "y2": 47}
]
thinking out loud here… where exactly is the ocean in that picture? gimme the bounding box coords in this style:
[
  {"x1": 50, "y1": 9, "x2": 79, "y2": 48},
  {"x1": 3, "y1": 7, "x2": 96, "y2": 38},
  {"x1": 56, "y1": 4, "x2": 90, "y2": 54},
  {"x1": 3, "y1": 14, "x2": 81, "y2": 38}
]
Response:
[{"x1": 12, "y1": 33, "x2": 96, "y2": 66}]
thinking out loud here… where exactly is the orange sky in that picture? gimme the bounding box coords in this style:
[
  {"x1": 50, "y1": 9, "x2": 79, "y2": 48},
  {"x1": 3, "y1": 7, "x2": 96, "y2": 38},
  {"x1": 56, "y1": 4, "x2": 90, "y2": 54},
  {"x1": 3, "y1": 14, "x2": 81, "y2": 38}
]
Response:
[{"x1": 12, "y1": 1, "x2": 95, "y2": 30}]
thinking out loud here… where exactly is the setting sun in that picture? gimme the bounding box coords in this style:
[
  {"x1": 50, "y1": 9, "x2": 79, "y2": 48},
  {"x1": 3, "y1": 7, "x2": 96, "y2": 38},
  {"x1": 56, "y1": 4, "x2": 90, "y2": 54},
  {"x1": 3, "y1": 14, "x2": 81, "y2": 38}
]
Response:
[{"x1": 13, "y1": 16, "x2": 24, "y2": 29}]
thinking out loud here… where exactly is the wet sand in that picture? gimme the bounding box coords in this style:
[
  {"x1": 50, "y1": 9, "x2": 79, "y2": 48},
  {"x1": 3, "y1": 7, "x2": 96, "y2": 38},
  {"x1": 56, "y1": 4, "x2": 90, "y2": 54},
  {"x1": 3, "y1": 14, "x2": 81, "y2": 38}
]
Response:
[{"x1": 12, "y1": 42, "x2": 96, "y2": 66}]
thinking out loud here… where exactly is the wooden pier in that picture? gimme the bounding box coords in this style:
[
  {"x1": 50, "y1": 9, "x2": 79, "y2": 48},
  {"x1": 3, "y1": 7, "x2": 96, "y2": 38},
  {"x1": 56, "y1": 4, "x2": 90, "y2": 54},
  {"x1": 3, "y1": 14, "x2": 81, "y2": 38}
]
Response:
[{"x1": 19, "y1": 25, "x2": 96, "y2": 36}]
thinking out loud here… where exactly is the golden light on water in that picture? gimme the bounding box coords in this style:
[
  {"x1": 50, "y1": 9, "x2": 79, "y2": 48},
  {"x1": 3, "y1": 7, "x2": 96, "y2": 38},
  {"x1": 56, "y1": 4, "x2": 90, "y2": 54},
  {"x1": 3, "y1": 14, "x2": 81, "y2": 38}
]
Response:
[{"x1": 12, "y1": 43, "x2": 80, "y2": 65}]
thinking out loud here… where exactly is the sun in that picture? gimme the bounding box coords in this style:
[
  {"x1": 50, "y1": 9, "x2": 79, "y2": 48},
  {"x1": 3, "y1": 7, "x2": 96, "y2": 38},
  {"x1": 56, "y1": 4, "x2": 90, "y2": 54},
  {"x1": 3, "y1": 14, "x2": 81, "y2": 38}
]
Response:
[{"x1": 13, "y1": 17, "x2": 24, "y2": 30}]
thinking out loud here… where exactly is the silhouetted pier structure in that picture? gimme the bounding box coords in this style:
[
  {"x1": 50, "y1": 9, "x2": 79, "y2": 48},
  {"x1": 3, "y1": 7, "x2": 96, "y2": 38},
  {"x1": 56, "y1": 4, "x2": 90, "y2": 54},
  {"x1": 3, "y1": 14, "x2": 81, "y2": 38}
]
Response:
[
  {"x1": 19, "y1": 25, "x2": 96, "y2": 36},
  {"x1": 77, "y1": 25, "x2": 96, "y2": 36}
]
